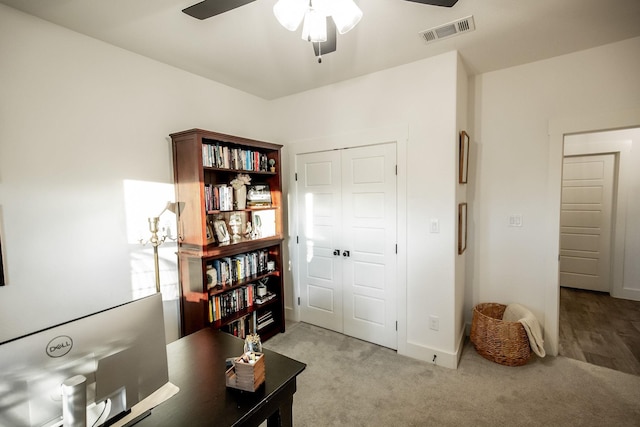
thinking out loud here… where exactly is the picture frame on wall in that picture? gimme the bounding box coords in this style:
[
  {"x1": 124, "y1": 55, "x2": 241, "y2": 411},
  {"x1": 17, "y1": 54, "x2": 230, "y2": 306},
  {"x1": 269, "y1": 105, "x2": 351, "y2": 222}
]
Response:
[
  {"x1": 458, "y1": 202, "x2": 467, "y2": 255},
  {"x1": 459, "y1": 131, "x2": 470, "y2": 184}
]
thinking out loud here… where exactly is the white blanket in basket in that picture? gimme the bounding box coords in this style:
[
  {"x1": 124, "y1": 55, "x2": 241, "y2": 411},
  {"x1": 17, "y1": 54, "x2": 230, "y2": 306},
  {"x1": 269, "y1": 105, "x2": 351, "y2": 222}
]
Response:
[{"x1": 503, "y1": 304, "x2": 546, "y2": 357}]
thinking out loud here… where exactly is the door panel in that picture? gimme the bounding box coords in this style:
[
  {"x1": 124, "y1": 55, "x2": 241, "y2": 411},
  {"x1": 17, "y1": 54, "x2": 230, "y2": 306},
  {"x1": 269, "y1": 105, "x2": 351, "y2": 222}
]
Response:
[
  {"x1": 297, "y1": 151, "x2": 343, "y2": 331},
  {"x1": 560, "y1": 154, "x2": 615, "y2": 292},
  {"x1": 342, "y1": 144, "x2": 397, "y2": 349}
]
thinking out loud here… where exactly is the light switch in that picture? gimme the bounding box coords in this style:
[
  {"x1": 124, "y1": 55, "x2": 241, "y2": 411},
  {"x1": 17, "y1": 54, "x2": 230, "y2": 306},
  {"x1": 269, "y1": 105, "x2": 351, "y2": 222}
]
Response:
[
  {"x1": 430, "y1": 219, "x2": 440, "y2": 233},
  {"x1": 509, "y1": 214, "x2": 523, "y2": 227}
]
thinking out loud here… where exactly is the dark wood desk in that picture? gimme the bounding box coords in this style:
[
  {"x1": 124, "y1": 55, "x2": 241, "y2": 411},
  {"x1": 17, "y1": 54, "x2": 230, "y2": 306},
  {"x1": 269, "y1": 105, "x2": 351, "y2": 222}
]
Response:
[{"x1": 136, "y1": 328, "x2": 306, "y2": 427}]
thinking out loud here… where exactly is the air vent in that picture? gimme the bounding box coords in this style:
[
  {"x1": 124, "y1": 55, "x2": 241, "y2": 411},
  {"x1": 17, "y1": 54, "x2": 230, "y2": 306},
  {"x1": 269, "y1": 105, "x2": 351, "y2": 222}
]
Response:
[{"x1": 419, "y1": 15, "x2": 475, "y2": 44}]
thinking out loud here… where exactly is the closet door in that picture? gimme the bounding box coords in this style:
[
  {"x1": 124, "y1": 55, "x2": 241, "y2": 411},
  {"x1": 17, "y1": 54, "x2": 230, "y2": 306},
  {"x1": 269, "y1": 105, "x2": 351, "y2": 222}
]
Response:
[
  {"x1": 341, "y1": 144, "x2": 397, "y2": 349},
  {"x1": 296, "y1": 150, "x2": 344, "y2": 331},
  {"x1": 296, "y1": 143, "x2": 397, "y2": 349}
]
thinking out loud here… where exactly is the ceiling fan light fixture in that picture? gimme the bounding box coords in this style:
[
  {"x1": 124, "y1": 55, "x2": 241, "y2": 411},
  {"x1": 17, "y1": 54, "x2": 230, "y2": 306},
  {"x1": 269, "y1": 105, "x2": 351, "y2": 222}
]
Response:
[
  {"x1": 301, "y1": 8, "x2": 328, "y2": 42},
  {"x1": 273, "y1": 0, "x2": 307, "y2": 31},
  {"x1": 328, "y1": 0, "x2": 362, "y2": 34}
]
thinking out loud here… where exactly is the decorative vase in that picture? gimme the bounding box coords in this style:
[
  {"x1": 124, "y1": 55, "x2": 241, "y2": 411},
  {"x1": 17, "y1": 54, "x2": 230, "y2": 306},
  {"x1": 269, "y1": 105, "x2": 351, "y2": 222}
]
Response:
[
  {"x1": 235, "y1": 185, "x2": 247, "y2": 210},
  {"x1": 244, "y1": 333, "x2": 262, "y2": 353}
]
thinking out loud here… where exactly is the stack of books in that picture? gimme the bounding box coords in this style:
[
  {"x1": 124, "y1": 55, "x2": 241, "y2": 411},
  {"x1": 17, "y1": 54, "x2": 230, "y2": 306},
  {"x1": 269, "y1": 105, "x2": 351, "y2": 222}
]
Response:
[
  {"x1": 255, "y1": 292, "x2": 276, "y2": 305},
  {"x1": 256, "y1": 311, "x2": 275, "y2": 331}
]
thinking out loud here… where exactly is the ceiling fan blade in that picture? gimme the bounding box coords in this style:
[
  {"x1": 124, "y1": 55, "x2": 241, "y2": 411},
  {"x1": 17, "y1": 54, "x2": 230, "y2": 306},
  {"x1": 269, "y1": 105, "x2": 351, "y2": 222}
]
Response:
[
  {"x1": 404, "y1": 0, "x2": 459, "y2": 6},
  {"x1": 313, "y1": 19, "x2": 337, "y2": 58},
  {"x1": 182, "y1": 0, "x2": 256, "y2": 20}
]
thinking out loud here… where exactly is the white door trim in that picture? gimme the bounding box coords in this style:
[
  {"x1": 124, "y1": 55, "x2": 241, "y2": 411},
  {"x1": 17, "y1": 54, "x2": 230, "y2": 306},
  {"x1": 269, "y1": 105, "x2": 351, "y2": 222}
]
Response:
[
  {"x1": 287, "y1": 125, "x2": 408, "y2": 352},
  {"x1": 546, "y1": 107, "x2": 640, "y2": 356}
]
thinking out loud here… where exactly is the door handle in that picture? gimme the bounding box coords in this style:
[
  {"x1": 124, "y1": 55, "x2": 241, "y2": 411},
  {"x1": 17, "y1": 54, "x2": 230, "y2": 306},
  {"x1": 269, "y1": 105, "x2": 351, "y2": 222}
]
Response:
[
  {"x1": 343, "y1": 250, "x2": 350, "y2": 257},
  {"x1": 333, "y1": 249, "x2": 341, "y2": 256}
]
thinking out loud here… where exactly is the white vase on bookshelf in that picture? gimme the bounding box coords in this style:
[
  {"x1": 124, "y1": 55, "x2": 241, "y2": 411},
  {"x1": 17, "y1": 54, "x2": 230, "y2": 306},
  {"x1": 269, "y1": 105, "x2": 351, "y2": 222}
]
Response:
[{"x1": 235, "y1": 185, "x2": 247, "y2": 210}]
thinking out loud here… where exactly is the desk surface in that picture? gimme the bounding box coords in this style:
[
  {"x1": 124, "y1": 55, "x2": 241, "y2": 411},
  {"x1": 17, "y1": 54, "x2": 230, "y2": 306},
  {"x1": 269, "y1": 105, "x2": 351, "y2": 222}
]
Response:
[{"x1": 136, "y1": 328, "x2": 306, "y2": 427}]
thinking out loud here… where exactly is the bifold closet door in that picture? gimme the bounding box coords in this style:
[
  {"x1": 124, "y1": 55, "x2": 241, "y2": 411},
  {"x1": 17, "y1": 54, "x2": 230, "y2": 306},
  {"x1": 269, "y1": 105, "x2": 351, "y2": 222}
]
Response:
[
  {"x1": 296, "y1": 150, "x2": 344, "y2": 332},
  {"x1": 297, "y1": 143, "x2": 397, "y2": 349}
]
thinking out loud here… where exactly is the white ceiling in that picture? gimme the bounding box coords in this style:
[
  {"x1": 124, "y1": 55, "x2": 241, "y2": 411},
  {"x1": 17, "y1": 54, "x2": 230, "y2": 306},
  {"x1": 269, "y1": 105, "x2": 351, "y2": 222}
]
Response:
[{"x1": 2, "y1": 0, "x2": 640, "y2": 100}]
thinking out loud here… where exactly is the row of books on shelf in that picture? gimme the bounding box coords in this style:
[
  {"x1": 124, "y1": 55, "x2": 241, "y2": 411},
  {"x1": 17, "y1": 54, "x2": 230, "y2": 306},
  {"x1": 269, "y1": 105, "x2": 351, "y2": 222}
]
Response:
[
  {"x1": 204, "y1": 183, "x2": 234, "y2": 212},
  {"x1": 209, "y1": 284, "x2": 255, "y2": 322},
  {"x1": 221, "y1": 316, "x2": 252, "y2": 339},
  {"x1": 206, "y1": 250, "x2": 270, "y2": 289},
  {"x1": 220, "y1": 310, "x2": 277, "y2": 339},
  {"x1": 202, "y1": 143, "x2": 269, "y2": 172}
]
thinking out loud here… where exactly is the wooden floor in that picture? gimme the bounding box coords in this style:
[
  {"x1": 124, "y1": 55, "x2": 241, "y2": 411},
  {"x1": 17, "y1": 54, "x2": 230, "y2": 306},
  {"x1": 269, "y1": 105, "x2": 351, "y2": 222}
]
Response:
[{"x1": 559, "y1": 286, "x2": 640, "y2": 376}]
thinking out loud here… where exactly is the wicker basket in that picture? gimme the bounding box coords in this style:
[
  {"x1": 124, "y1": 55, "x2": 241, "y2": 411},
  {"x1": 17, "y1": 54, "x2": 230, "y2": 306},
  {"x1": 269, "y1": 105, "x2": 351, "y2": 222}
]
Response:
[{"x1": 470, "y1": 303, "x2": 531, "y2": 366}]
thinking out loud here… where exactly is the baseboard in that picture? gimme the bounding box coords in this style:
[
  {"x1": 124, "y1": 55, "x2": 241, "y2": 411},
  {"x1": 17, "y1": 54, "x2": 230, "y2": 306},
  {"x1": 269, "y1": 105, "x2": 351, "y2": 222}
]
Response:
[
  {"x1": 284, "y1": 306, "x2": 297, "y2": 323},
  {"x1": 456, "y1": 323, "x2": 466, "y2": 366},
  {"x1": 613, "y1": 287, "x2": 640, "y2": 302},
  {"x1": 464, "y1": 320, "x2": 472, "y2": 337}
]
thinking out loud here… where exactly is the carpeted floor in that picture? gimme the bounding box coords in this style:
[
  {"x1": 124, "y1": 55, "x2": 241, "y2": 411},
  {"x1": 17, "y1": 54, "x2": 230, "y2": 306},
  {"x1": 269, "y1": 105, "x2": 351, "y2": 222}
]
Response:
[{"x1": 263, "y1": 322, "x2": 640, "y2": 427}]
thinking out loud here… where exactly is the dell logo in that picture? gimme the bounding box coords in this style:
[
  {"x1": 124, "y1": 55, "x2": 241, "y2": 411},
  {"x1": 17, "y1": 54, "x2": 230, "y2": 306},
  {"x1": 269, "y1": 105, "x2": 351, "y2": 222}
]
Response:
[{"x1": 46, "y1": 335, "x2": 73, "y2": 358}]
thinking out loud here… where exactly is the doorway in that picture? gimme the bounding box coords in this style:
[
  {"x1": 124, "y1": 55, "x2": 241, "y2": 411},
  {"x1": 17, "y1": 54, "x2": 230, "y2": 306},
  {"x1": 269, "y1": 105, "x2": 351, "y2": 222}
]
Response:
[
  {"x1": 295, "y1": 143, "x2": 398, "y2": 349},
  {"x1": 557, "y1": 127, "x2": 640, "y2": 374}
]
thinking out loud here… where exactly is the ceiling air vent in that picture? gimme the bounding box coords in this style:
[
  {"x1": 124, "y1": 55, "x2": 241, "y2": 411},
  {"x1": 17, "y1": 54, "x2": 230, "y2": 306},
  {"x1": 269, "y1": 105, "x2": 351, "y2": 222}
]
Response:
[{"x1": 419, "y1": 15, "x2": 475, "y2": 44}]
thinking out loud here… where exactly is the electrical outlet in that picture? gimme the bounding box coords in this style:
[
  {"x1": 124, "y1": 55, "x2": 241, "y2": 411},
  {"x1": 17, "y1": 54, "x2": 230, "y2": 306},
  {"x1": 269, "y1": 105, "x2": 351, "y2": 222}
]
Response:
[{"x1": 429, "y1": 315, "x2": 439, "y2": 331}]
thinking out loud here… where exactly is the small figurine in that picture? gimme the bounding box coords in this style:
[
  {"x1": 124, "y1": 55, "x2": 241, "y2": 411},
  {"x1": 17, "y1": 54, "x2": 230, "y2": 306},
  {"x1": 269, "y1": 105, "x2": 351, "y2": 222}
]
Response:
[
  {"x1": 244, "y1": 221, "x2": 252, "y2": 238},
  {"x1": 229, "y1": 213, "x2": 242, "y2": 241},
  {"x1": 252, "y1": 214, "x2": 262, "y2": 239}
]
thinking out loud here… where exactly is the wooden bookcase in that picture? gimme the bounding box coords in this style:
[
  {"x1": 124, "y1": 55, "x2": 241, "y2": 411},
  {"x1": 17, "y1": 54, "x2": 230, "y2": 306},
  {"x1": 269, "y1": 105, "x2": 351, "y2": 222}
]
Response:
[{"x1": 170, "y1": 129, "x2": 285, "y2": 341}]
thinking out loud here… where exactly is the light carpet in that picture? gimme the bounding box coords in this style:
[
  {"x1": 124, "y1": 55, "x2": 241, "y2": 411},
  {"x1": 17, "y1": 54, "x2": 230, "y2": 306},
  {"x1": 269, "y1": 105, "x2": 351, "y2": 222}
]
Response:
[{"x1": 263, "y1": 321, "x2": 640, "y2": 427}]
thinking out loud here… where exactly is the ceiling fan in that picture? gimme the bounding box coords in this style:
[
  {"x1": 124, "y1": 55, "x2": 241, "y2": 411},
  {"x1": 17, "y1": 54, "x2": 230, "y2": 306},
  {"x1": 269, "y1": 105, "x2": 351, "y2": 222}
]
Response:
[{"x1": 182, "y1": 0, "x2": 459, "y2": 61}]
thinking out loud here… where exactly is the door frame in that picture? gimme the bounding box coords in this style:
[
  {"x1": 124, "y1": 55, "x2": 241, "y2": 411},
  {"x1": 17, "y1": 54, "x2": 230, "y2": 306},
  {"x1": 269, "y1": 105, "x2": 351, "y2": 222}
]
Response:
[
  {"x1": 546, "y1": 108, "x2": 639, "y2": 356},
  {"x1": 286, "y1": 125, "x2": 408, "y2": 350}
]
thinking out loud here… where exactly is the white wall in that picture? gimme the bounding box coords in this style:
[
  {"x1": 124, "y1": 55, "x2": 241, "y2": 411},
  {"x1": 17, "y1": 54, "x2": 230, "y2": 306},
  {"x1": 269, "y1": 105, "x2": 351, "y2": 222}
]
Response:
[
  {"x1": 469, "y1": 37, "x2": 640, "y2": 354},
  {"x1": 454, "y1": 54, "x2": 469, "y2": 363},
  {"x1": 0, "y1": 5, "x2": 273, "y2": 342},
  {"x1": 272, "y1": 51, "x2": 465, "y2": 368}
]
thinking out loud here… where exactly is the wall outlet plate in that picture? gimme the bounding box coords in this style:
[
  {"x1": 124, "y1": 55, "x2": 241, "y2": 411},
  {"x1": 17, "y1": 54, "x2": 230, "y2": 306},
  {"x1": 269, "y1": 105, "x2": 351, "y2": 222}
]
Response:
[{"x1": 429, "y1": 315, "x2": 439, "y2": 331}]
